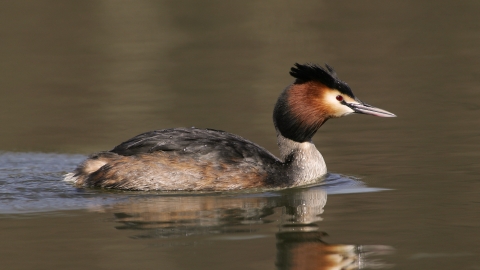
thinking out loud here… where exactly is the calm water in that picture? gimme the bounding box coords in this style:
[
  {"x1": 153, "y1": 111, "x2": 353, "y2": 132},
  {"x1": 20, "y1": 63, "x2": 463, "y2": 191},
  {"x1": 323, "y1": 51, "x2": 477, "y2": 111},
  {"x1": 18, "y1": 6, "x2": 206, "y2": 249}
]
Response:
[{"x1": 1, "y1": 1, "x2": 479, "y2": 269}]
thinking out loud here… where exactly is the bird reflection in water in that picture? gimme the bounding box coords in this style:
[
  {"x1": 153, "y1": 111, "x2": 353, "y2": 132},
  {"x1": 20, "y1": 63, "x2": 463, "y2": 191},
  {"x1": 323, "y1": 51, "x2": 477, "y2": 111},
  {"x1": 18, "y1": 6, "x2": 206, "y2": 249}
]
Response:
[
  {"x1": 97, "y1": 175, "x2": 393, "y2": 269},
  {"x1": 276, "y1": 187, "x2": 394, "y2": 270}
]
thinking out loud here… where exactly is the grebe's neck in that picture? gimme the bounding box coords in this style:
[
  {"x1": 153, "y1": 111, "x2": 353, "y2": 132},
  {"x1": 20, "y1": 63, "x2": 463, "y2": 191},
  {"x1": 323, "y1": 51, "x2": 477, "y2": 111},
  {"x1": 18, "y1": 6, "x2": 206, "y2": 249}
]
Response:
[
  {"x1": 271, "y1": 81, "x2": 334, "y2": 186},
  {"x1": 275, "y1": 132, "x2": 326, "y2": 186}
]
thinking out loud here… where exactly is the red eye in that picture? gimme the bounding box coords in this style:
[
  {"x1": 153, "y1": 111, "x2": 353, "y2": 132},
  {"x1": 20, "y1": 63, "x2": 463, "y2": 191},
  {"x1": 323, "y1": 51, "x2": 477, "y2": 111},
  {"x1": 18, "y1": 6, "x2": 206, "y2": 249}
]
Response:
[{"x1": 336, "y1": 95, "x2": 343, "y2": 101}]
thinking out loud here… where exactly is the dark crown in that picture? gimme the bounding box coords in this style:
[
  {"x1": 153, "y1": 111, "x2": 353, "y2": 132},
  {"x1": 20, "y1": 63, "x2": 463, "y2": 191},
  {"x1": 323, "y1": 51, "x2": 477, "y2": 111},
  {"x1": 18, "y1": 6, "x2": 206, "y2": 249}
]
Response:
[{"x1": 289, "y1": 63, "x2": 355, "y2": 98}]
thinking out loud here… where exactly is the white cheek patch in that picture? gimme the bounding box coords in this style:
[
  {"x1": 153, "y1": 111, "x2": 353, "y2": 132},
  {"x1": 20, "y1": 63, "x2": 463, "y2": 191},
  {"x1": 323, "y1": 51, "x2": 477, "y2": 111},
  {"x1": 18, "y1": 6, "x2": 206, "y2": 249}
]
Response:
[{"x1": 323, "y1": 92, "x2": 355, "y2": 117}]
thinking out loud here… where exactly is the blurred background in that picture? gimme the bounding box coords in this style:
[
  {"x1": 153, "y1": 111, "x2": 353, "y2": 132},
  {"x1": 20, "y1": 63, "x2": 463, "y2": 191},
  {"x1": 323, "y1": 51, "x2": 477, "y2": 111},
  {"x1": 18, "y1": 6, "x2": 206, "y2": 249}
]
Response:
[
  {"x1": 0, "y1": 1, "x2": 479, "y2": 269},
  {"x1": 1, "y1": 0, "x2": 477, "y2": 156}
]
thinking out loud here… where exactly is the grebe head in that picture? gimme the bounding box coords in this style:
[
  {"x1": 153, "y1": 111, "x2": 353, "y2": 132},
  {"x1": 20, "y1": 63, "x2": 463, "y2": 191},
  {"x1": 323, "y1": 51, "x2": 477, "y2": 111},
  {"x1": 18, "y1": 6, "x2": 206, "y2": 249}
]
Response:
[{"x1": 273, "y1": 63, "x2": 396, "y2": 142}]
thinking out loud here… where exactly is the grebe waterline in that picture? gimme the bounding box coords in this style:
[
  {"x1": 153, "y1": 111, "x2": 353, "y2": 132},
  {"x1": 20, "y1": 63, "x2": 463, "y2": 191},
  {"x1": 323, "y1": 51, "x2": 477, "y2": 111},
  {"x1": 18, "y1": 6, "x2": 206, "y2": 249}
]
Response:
[{"x1": 64, "y1": 63, "x2": 395, "y2": 191}]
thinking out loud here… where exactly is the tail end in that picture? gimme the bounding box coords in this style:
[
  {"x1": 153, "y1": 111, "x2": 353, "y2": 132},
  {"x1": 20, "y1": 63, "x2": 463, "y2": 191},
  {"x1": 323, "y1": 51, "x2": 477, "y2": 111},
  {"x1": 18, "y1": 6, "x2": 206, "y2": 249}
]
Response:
[{"x1": 63, "y1": 152, "x2": 113, "y2": 186}]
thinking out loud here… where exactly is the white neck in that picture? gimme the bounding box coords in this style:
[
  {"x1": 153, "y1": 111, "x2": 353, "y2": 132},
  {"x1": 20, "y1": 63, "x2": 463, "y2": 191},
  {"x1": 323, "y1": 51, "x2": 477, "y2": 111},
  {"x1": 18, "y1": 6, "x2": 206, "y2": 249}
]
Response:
[{"x1": 276, "y1": 132, "x2": 327, "y2": 186}]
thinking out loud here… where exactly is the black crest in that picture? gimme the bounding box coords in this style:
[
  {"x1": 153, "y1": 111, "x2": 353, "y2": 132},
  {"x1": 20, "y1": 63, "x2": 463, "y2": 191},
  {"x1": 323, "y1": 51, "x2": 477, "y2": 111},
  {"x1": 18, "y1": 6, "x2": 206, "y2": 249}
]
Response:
[{"x1": 289, "y1": 63, "x2": 355, "y2": 98}]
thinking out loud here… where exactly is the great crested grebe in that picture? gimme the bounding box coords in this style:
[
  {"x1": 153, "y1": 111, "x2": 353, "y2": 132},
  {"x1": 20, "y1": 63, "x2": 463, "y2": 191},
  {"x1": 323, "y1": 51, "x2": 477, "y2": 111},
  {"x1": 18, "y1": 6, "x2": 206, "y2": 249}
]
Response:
[{"x1": 65, "y1": 63, "x2": 395, "y2": 191}]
